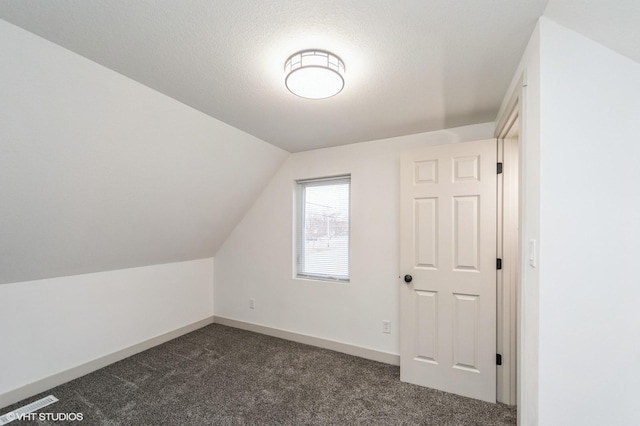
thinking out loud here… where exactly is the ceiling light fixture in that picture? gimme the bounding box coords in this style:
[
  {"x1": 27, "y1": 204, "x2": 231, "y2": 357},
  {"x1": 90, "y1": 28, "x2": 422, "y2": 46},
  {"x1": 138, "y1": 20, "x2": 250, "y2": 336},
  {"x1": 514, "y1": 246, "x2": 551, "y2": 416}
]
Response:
[{"x1": 284, "y1": 50, "x2": 345, "y2": 100}]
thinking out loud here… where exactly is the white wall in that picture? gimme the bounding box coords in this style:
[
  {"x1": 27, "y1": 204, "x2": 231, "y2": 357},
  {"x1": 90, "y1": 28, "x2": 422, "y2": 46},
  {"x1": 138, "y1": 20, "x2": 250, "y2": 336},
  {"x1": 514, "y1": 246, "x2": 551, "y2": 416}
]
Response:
[
  {"x1": 536, "y1": 18, "x2": 640, "y2": 426},
  {"x1": 501, "y1": 17, "x2": 640, "y2": 425},
  {"x1": 214, "y1": 123, "x2": 494, "y2": 355},
  {"x1": 0, "y1": 258, "x2": 214, "y2": 405},
  {"x1": 0, "y1": 19, "x2": 287, "y2": 285}
]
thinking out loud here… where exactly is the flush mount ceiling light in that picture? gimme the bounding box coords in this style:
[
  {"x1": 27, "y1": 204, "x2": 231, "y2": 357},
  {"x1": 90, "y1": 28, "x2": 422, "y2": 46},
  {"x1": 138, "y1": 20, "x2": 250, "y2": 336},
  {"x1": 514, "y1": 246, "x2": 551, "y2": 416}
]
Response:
[{"x1": 284, "y1": 50, "x2": 345, "y2": 100}]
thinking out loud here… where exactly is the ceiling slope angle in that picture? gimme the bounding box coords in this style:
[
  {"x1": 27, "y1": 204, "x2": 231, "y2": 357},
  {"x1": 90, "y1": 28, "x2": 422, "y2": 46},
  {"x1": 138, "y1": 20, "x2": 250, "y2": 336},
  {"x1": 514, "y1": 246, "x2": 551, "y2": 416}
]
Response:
[
  {"x1": 0, "y1": 19, "x2": 289, "y2": 285},
  {"x1": 0, "y1": 0, "x2": 549, "y2": 152},
  {"x1": 544, "y1": 0, "x2": 640, "y2": 65}
]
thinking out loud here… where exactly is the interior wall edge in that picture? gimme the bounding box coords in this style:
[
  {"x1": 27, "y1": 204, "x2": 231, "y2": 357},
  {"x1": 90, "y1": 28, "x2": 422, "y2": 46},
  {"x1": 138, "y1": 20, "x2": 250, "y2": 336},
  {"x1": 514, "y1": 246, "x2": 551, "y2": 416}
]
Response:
[{"x1": 0, "y1": 256, "x2": 215, "y2": 287}]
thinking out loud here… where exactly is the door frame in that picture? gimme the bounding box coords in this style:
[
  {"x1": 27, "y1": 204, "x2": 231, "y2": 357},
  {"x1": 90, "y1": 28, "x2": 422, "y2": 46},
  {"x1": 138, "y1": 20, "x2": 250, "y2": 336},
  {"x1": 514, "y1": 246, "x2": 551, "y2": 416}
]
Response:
[
  {"x1": 496, "y1": 107, "x2": 520, "y2": 405},
  {"x1": 494, "y1": 72, "x2": 526, "y2": 411}
]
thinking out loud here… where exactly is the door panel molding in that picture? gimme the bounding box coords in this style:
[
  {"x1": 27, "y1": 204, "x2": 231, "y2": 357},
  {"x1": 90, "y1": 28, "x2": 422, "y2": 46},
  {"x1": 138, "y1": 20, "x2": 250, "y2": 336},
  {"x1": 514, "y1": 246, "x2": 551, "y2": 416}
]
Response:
[{"x1": 400, "y1": 139, "x2": 497, "y2": 403}]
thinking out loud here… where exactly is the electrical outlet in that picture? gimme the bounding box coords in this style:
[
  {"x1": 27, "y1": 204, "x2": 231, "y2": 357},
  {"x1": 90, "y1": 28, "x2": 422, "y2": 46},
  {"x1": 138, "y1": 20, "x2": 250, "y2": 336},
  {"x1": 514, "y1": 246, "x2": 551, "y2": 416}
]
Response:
[
  {"x1": 249, "y1": 298, "x2": 255, "y2": 309},
  {"x1": 382, "y1": 320, "x2": 391, "y2": 334}
]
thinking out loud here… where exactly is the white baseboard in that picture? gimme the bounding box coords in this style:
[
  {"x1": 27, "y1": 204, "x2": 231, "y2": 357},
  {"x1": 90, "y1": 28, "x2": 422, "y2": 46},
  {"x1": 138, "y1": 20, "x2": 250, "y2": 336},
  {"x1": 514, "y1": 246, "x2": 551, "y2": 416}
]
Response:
[
  {"x1": 214, "y1": 316, "x2": 400, "y2": 366},
  {"x1": 0, "y1": 316, "x2": 214, "y2": 410},
  {"x1": 1, "y1": 316, "x2": 400, "y2": 410}
]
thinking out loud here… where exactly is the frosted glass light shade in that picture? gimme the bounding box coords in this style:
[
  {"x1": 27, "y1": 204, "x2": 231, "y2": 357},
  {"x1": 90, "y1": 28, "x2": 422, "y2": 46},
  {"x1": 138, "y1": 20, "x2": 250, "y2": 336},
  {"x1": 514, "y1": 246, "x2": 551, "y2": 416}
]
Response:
[{"x1": 285, "y1": 50, "x2": 345, "y2": 99}]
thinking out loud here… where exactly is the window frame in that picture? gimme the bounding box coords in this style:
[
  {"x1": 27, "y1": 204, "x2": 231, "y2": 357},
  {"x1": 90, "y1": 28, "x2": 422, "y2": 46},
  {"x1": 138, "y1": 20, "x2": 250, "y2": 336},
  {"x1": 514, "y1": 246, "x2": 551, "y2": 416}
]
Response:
[{"x1": 295, "y1": 175, "x2": 351, "y2": 283}]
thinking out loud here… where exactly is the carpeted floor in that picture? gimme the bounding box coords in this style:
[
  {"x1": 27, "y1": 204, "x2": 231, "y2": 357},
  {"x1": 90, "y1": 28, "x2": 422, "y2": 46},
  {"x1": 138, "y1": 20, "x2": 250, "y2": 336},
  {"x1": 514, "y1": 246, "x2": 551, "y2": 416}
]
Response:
[{"x1": 3, "y1": 324, "x2": 516, "y2": 425}]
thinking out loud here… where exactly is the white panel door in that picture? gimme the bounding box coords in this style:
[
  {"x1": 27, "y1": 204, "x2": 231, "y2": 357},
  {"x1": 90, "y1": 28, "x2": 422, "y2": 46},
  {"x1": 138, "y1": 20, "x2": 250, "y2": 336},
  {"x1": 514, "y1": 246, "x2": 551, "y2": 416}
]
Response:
[{"x1": 400, "y1": 139, "x2": 497, "y2": 403}]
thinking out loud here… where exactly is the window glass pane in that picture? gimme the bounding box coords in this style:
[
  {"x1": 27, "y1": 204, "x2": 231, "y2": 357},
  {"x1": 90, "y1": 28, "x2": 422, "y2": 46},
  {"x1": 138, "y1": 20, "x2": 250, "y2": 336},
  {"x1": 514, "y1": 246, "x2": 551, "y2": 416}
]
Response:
[{"x1": 297, "y1": 176, "x2": 350, "y2": 281}]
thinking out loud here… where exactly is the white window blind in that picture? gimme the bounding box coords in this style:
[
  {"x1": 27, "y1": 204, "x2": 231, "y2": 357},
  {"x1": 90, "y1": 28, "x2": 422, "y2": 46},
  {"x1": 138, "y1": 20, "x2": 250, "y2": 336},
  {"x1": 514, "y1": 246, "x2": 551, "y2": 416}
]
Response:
[{"x1": 296, "y1": 175, "x2": 350, "y2": 282}]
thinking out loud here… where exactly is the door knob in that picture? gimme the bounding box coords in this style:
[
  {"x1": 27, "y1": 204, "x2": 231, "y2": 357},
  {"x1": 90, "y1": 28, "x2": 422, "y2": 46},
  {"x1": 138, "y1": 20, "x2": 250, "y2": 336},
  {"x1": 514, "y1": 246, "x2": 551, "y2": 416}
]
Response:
[{"x1": 404, "y1": 274, "x2": 413, "y2": 283}]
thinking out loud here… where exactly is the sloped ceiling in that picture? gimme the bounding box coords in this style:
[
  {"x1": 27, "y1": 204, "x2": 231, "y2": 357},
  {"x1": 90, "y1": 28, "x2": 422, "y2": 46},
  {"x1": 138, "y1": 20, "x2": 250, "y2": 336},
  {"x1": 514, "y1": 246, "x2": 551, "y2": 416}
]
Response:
[
  {"x1": 0, "y1": 20, "x2": 287, "y2": 285},
  {"x1": 0, "y1": 0, "x2": 549, "y2": 152}
]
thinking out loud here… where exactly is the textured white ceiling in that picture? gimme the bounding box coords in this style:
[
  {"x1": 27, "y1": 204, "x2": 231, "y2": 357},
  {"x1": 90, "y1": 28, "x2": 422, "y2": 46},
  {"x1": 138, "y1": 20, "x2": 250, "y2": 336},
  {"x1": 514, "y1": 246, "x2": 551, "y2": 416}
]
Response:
[{"x1": 0, "y1": 0, "x2": 549, "y2": 152}]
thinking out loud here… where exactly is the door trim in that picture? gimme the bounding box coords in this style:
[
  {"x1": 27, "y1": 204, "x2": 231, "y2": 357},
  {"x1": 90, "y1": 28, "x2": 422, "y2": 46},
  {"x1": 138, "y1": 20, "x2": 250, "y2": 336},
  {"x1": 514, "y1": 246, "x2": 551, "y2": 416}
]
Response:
[
  {"x1": 496, "y1": 107, "x2": 520, "y2": 405},
  {"x1": 494, "y1": 71, "x2": 526, "y2": 410}
]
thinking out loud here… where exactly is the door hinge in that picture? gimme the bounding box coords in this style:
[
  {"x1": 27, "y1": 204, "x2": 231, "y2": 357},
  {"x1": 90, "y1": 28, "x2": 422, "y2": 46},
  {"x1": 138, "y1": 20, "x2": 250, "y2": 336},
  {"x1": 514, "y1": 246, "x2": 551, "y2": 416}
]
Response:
[
  {"x1": 497, "y1": 162, "x2": 503, "y2": 174},
  {"x1": 497, "y1": 354, "x2": 503, "y2": 366},
  {"x1": 497, "y1": 258, "x2": 502, "y2": 270}
]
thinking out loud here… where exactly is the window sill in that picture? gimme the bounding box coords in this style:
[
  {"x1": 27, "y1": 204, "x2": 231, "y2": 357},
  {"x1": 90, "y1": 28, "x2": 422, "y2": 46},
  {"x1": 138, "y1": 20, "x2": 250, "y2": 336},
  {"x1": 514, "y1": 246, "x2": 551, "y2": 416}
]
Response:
[{"x1": 294, "y1": 275, "x2": 350, "y2": 284}]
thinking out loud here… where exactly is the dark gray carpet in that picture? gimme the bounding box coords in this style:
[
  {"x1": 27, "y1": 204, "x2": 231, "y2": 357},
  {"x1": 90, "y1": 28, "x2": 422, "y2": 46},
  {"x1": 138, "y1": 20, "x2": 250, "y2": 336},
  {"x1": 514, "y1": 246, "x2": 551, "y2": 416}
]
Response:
[{"x1": 4, "y1": 324, "x2": 516, "y2": 425}]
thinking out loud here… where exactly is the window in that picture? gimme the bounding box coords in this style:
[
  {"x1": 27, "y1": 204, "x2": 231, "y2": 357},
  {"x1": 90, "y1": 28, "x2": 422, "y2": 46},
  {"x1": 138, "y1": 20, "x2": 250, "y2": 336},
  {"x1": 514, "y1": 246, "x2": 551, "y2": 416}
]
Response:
[{"x1": 296, "y1": 175, "x2": 350, "y2": 282}]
